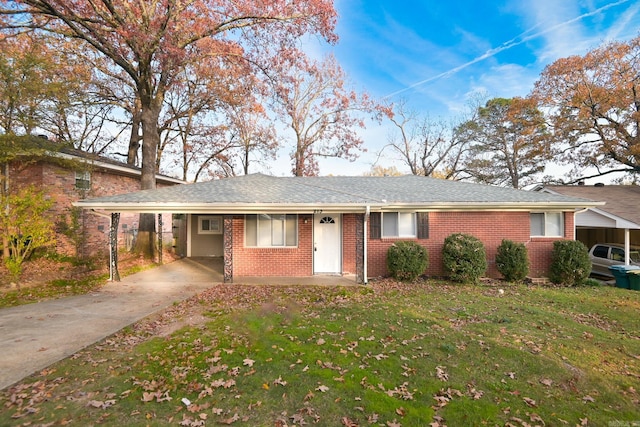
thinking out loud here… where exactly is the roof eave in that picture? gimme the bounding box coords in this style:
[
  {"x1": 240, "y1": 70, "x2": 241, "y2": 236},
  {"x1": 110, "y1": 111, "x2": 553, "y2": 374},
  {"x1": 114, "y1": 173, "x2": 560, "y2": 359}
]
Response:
[
  {"x1": 54, "y1": 152, "x2": 185, "y2": 185},
  {"x1": 73, "y1": 200, "x2": 603, "y2": 214}
]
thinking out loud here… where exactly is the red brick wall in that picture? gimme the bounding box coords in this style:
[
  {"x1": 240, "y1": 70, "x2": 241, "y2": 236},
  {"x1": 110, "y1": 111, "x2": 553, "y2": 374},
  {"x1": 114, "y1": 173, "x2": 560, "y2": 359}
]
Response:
[
  {"x1": 366, "y1": 211, "x2": 574, "y2": 279},
  {"x1": 342, "y1": 214, "x2": 358, "y2": 275},
  {"x1": 232, "y1": 214, "x2": 314, "y2": 276},
  {"x1": 10, "y1": 160, "x2": 175, "y2": 260}
]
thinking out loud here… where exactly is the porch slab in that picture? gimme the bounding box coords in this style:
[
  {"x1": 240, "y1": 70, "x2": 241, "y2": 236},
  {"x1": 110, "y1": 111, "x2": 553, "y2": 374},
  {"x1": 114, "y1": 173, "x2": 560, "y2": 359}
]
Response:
[
  {"x1": 233, "y1": 275, "x2": 358, "y2": 286},
  {"x1": 187, "y1": 257, "x2": 359, "y2": 286}
]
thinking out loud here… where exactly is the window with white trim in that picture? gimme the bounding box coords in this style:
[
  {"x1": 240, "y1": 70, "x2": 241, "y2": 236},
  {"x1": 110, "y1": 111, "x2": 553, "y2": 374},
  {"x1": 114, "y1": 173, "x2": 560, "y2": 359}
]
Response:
[
  {"x1": 198, "y1": 216, "x2": 222, "y2": 234},
  {"x1": 530, "y1": 212, "x2": 563, "y2": 237},
  {"x1": 245, "y1": 214, "x2": 297, "y2": 247},
  {"x1": 382, "y1": 212, "x2": 416, "y2": 238},
  {"x1": 75, "y1": 170, "x2": 91, "y2": 190}
]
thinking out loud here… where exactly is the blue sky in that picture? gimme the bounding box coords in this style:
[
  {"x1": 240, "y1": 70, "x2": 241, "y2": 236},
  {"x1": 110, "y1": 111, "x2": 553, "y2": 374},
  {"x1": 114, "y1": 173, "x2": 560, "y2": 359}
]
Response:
[{"x1": 272, "y1": 0, "x2": 640, "y2": 177}]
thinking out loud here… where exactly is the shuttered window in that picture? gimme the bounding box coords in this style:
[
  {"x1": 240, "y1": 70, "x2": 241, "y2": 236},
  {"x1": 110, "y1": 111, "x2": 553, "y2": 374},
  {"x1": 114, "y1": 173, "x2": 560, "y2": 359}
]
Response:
[
  {"x1": 417, "y1": 212, "x2": 429, "y2": 239},
  {"x1": 370, "y1": 212, "x2": 381, "y2": 239}
]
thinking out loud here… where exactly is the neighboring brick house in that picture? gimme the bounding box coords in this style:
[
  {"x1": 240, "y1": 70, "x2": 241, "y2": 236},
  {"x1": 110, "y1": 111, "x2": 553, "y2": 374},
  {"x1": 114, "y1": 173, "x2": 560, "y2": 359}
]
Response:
[
  {"x1": 75, "y1": 174, "x2": 599, "y2": 283},
  {"x1": 10, "y1": 147, "x2": 184, "y2": 259}
]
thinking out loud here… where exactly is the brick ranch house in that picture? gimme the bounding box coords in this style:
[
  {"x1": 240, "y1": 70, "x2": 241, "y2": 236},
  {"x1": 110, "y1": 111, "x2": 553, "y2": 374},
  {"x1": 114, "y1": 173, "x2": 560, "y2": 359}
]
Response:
[
  {"x1": 74, "y1": 173, "x2": 599, "y2": 283},
  {"x1": 9, "y1": 146, "x2": 183, "y2": 259}
]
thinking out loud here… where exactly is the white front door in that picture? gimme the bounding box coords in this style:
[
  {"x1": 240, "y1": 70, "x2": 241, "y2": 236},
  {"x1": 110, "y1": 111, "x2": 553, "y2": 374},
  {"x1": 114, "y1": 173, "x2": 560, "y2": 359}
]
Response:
[{"x1": 313, "y1": 213, "x2": 341, "y2": 274}]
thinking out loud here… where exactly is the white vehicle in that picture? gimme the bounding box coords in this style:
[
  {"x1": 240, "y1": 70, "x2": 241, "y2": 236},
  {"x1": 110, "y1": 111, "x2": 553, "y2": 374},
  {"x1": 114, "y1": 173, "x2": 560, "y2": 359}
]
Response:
[{"x1": 589, "y1": 243, "x2": 640, "y2": 277}]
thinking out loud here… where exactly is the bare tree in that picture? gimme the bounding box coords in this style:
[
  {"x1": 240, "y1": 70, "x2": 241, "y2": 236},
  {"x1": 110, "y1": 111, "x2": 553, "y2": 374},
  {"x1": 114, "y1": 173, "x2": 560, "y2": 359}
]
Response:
[{"x1": 380, "y1": 100, "x2": 469, "y2": 179}]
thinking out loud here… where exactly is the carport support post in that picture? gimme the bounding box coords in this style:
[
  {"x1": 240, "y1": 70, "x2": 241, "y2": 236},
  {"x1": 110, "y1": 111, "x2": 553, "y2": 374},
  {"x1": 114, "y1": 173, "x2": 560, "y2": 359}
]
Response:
[
  {"x1": 625, "y1": 228, "x2": 630, "y2": 265},
  {"x1": 157, "y1": 213, "x2": 163, "y2": 265},
  {"x1": 110, "y1": 212, "x2": 121, "y2": 282}
]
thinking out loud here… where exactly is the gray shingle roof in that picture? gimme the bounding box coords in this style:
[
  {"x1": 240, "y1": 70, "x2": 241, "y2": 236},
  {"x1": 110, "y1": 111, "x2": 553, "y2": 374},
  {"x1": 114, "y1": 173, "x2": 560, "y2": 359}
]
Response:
[
  {"x1": 75, "y1": 173, "x2": 599, "y2": 213},
  {"x1": 544, "y1": 184, "x2": 640, "y2": 225}
]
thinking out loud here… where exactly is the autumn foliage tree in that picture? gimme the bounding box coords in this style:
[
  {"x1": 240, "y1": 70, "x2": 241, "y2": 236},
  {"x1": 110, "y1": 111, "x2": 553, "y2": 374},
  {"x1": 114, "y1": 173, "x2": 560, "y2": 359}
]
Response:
[
  {"x1": 532, "y1": 36, "x2": 640, "y2": 181},
  {"x1": 458, "y1": 97, "x2": 550, "y2": 188},
  {"x1": 1, "y1": 0, "x2": 338, "y2": 256}
]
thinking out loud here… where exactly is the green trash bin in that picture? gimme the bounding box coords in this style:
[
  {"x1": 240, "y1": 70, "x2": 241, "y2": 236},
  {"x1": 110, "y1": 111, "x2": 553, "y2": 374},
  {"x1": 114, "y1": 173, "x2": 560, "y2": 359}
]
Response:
[
  {"x1": 628, "y1": 270, "x2": 640, "y2": 291},
  {"x1": 609, "y1": 265, "x2": 640, "y2": 289}
]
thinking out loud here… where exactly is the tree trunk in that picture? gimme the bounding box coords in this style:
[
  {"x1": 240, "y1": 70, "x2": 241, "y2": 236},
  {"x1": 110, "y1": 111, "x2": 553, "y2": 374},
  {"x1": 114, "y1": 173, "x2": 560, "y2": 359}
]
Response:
[
  {"x1": 133, "y1": 98, "x2": 161, "y2": 258},
  {"x1": 1, "y1": 162, "x2": 9, "y2": 258},
  {"x1": 127, "y1": 105, "x2": 142, "y2": 166}
]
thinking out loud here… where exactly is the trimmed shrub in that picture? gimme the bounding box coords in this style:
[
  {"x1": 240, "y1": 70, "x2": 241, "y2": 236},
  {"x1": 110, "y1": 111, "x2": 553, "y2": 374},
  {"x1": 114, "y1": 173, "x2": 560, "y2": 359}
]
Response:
[
  {"x1": 549, "y1": 240, "x2": 591, "y2": 286},
  {"x1": 386, "y1": 241, "x2": 429, "y2": 282},
  {"x1": 442, "y1": 233, "x2": 487, "y2": 283},
  {"x1": 496, "y1": 239, "x2": 529, "y2": 282}
]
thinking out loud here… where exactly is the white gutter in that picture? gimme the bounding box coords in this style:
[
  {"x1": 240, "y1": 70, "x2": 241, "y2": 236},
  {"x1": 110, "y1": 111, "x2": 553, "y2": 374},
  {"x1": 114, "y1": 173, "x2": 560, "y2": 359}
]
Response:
[{"x1": 364, "y1": 205, "x2": 370, "y2": 285}]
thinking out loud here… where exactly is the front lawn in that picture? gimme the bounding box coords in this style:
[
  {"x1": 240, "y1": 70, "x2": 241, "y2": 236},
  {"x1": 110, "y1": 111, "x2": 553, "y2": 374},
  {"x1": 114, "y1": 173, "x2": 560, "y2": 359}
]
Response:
[{"x1": 1, "y1": 280, "x2": 639, "y2": 426}]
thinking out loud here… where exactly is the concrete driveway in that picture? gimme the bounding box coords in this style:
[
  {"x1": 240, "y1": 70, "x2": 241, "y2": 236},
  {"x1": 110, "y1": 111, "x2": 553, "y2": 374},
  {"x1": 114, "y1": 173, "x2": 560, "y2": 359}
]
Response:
[{"x1": 0, "y1": 258, "x2": 220, "y2": 390}]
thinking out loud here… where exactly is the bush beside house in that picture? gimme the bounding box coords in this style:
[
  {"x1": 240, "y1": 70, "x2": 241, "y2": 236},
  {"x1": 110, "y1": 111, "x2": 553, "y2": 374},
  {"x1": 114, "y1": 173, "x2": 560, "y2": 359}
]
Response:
[
  {"x1": 496, "y1": 239, "x2": 529, "y2": 282},
  {"x1": 549, "y1": 240, "x2": 591, "y2": 286},
  {"x1": 442, "y1": 233, "x2": 487, "y2": 283},
  {"x1": 386, "y1": 241, "x2": 428, "y2": 282}
]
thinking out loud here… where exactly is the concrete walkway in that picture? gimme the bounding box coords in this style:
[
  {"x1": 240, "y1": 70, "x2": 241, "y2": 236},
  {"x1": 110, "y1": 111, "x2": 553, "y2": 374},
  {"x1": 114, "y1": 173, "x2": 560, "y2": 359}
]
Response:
[{"x1": 0, "y1": 258, "x2": 220, "y2": 390}]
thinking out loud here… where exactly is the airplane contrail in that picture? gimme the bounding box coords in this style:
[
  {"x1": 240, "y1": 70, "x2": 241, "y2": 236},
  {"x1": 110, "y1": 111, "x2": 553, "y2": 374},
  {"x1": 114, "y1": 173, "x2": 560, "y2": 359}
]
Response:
[{"x1": 384, "y1": 0, "x2": 632, "y2": 99}]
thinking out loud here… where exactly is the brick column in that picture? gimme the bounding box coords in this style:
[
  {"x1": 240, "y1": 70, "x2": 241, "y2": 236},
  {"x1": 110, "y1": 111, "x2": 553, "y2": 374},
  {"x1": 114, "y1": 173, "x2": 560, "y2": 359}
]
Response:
[
  {"x1": 223, "y1": 215, "x2": 233, "y2": 283},
  {"x1": 110, "y1": 212, "x2": 121, "y2": 282}
]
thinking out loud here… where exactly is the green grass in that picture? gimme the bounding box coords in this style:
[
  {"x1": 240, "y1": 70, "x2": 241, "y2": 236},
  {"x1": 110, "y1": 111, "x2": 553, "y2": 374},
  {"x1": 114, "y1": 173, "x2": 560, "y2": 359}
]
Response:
[
  {"x1": 1, "y1": 281, "x2": 639, "y2": 426},
  {"x1": 0, "y1": 274, "x2": 108, "y2": 308}
]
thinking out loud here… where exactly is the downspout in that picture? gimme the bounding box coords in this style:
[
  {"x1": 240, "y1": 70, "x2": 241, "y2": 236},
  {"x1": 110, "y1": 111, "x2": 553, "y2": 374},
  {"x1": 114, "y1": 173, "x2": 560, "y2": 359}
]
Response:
[
  {"x1": 90, "y1": 210, "x2": 114, "y2": 281},
  {"x1": 364, "y1": 205, "x2": 370, "y2": 284}
]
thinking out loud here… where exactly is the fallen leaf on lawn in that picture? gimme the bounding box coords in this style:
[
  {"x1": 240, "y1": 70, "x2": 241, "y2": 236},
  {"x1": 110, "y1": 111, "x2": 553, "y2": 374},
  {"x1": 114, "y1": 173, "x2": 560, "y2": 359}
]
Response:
[
  {"x1": 506, "y1": 372, "x2": 516, "y2": 379},
  {"x1": 539, "y1": 378, "x2": 553, "y2": 387},
  {"x1": 273, "y1": 376, "x2": 287, "y2": 386},
  {"x1": 243, "y1": 358, "x2": 255, "y2": 367},
  {"x1": 528, "y1": 413, "x2": 544, "y2": 424},
  {"x1": 317, "y1": 338, "x2": 326, "y2": 345},
  {"x1": 387, "y1": 420, "x2": 402, "y2": 427},
  {"x1": 396, "y1": 407, "x2": 406, "y2": 416},
  {"x1": 523, "y1": 397, "x2": 537, "y2": 407},
  {"x1": 436, "y1": 366, "x2": 449, "y2": 382},
  {"x1": 141, "y1": 392, "x2": 154, "y2": 402},
  {"x1": 262, "y1": 383, "x2": 270, "y2": 390},
  {"x1": 87, "y1": 400, "x2": 104, "y2": 408},
  {"x1": 290, "y1": 413, "x2": 306, "y2": 424},
  {"x1": 582, "y1": 395, "x2": 595, "y2": 403},
  {"x1": 341, "y1": 416, "x2": 359, "y2": 426},
  {"x1": 433, "y1": 395, "x2": 449, "y2": 408},
  {"x1": 219, "y1": 413, "x2": 240, "y2": 425},
  {"x1": 316, "y1": 385, "x2": 329, "y2": 392}
]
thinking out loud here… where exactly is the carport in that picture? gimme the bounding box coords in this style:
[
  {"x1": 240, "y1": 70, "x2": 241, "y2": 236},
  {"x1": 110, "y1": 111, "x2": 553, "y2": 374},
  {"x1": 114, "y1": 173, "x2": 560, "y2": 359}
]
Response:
[{"x1": 537, "y1": 184, "x2": 640, "y2": 266}]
